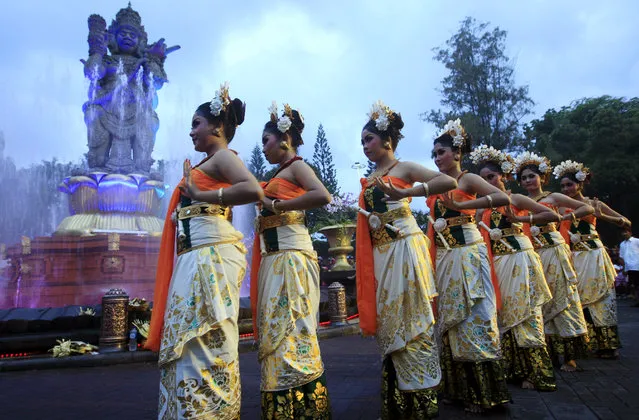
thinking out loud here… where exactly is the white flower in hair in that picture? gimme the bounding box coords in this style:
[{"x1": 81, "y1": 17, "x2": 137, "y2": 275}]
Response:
[
  {"x1": 277, "y1": 115, "x2": 292, "y2": 133},
  {"x1": 552, "y1": 159, "x2": 589, "y2": 181},
  {"x1": 209, "y1": 81, "x2": 231, "y2": 117},
  {"x1": 513, "y1": 151, "x2": 551, "y2": 175},
  {"x1": 368, "y1": 100, "x2": 393, "y2": 131},
  {"x1": 501, "y1": 161, "x2": 514, "y2": 174},
  {"x1": 440, "y1": 119, "x2": 466, "y2": 147},
  {"x1": 268, "y1": 101, "x2": 294, "y2": 133}
]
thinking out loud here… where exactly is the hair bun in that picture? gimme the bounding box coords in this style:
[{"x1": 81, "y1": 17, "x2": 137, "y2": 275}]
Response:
[
  {"x1": 291, "y1": 109, "x2": 305, "y2": 134},
  {"x1": 230, "y1": 98, "x2": 246, "y2": 126},
  {"x1": 391, "y1": 112, "x2": 404, "y2": 131}
]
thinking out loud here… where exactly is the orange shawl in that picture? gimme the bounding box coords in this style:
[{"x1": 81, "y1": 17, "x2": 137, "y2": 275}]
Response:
[
  {"x1": 355, "y1": 176, "x2": 412, "y2": 336},
  {"x1": 250, "y1": 177, "x2": 306, "y2": 338},
  {"x1": 145, "y1": 169, "x2": 231, "y2": 352}
]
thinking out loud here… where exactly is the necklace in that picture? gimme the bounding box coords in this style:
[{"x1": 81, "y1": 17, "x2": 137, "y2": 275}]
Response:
[{"x1": 368, "y1": 159, "x2": 400, "y2": 181}]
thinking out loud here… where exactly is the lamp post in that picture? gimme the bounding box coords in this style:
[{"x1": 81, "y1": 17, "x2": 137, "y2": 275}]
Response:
[{"x1": 351, "y1": 162, "x2": 365, "y2": 179}]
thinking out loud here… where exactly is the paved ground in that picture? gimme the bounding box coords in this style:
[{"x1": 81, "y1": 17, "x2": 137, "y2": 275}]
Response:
[{"x1": 1, "y1": 300, "x2": 638, "y2": 419}]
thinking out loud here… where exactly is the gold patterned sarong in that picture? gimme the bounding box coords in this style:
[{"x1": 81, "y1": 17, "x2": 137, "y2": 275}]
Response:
[
  {"x1": 158, "y1": 210, "x2": 246, "y2": 420},
  {"x1": 536, "y1": 231, "x2": 587, "y2": 339},
  {"x1": 372, "y1": 204, "x2": 441, "y2": 393},
  {"x1": 256, "y1": 220, "x2": 331, "y2": 419}
]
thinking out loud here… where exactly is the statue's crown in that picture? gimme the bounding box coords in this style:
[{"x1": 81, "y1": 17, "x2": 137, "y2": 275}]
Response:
[{"x1": 114, "y1": 3, "x2": 142, "y2": 29}]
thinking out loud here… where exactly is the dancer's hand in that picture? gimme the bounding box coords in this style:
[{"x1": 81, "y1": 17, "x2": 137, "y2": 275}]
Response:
[
  {"x1": 180, "y1": 159, "x2": 201, "y2": 200},
  {"x1": 441, "y1": 191, "x2": 463, "y2": 210},
  {"x1": 373, "y1": 177, "x2": 409, "y2": 202}
]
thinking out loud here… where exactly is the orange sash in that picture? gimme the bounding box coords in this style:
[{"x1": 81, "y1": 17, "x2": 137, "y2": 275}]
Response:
[
  {"x1": 250, "y1": 178, "x2": 306, "y2": 338},
  {"x1": 356, "y1": 176, "x2": 412, "y2": 336},
  {"x1": 145, "y1": 169, "x2": 231, "y2": 352}
]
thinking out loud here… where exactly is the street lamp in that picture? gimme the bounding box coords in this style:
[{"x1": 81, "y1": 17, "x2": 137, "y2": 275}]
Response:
[{"x1": 351, "y1": 162, "x2": 365, "y2": 178}]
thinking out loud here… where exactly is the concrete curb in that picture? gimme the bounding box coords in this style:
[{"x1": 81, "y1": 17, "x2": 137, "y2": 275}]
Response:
[{"x1": 0, "y1": 320, "x2": 361, "y2": 372}]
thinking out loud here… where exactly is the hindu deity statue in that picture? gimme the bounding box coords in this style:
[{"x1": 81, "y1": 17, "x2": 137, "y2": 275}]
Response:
[{"x1": 82, "y1": 3, "x2": 179, "y2": 174}]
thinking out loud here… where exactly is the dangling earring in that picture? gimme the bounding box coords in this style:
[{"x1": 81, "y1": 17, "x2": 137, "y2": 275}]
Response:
[
  {"x1": 279, "y1": 141, "x2": 290, "y2": 151},
  {"x1": 383, "y1": 141, "x2": 391, "y2": 150},
  {"x1": 210, "y1": 128, "x2": 220, "y2": 136}
]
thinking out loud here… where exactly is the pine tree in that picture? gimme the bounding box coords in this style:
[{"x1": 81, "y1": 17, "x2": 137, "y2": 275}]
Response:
[
  {"x1": 364, "y1": 160, "x2": 375, "y2": 177},
  {"x1": 312, "y1": 124, "x2": 339, "y2": 195},
  {"x1": 247, "y1": 143, "x2": 266, "y2": 181},
  {"x1": 423, "y1": 17, "x2": 534, "y2": 151}
]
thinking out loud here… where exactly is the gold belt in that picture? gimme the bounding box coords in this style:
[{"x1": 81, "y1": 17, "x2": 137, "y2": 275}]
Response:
[
  {"x1": 257, "y1": 211, "x2": 305, "y2": 233},
  {"x1": 371, "y1": 206, "x2": 412, "y2": 231},
  {"x1": 177, "y1": 204, "x2": 227, "y2": 220},
  {"x1": 538, "y1": 223, "x2": 557, "y2": 234},
  {"x1": 501, "y1": 226, "x2": 524, "y2": 237},
  {"x1": 445, "y1": 214, "x2": 475, "y2": 227}
]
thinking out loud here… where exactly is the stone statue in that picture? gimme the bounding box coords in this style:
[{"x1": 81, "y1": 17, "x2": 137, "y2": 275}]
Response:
[{"x1": 82, "y1": 3, "x2": 179, "y2": 174}]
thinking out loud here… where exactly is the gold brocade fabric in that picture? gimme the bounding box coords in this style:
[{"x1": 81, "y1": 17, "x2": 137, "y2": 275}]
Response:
[
  {"x1": 493, "y1": 236, "x2": 552, "y2": 348},
  {"x1": 440, "y1": 334, "x2": 511, "y2": 408},
  {"x1": 571, "y1": 229, "x2": 619, "y2": 335},
  {"x1": 381, "y1": 357, "x2": 439, "y2": 419},
  {"x1": 158, "y1": 216, "x2": 247, "y2": 420},
  {"x1": 536, "y1": 232, "x2": 588, "y2": 340},
  {"x1": 372, "y1": 204, "x2": 441, "y2": 392},
  {"x1": 257, "y1": 223, "x2": 326, "y2": 395},
  {"x1": 261, "y1": 374, "x2": 331, "y2": 419},
  {"x1": 500, "y1": 330, "x2": 556, "y2": 392},
  {"x1": 256, "y1": 211, "x2": 306, "y2": 233},
  {"x1": 435, "y1": 224, "x2": 501, "y2": 362}
]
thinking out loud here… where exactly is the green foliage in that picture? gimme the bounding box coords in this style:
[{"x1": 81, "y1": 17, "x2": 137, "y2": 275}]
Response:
[
  {"x1": 364, "y1": 160, "x2": 375, "y2": 177},
  {"x1": 412, "y1": 209, "x2": 430, "y2": 233},
  {"x1": 424, "y1": 17, "x2": 534, "y2": 151},
  {"x1": 312, "y1": 124, "x2": 339, "y2": 195},
  {"x1": 247, "y1": 143, "x2": 267, "y2": 181},
  {"x1": 525, "y1": 96, "x2": 639, "y2": 243}
]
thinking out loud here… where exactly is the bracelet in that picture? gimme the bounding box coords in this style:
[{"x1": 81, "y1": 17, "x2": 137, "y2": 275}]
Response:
[
  {"x1": 486, "y1": 195, "x2": 493, "y2": 209},
  {"x1": 529, "y1": 213, "x2": 534, "y2": 224},
  {"x1": 218, "y1": 188, "x2": 225, "y2": 206},
  {"x1": 272, "y1": 199, "x2": 281, "y2": 214},
  {"x1": 421, "y1": 182, "x2": 429, "y2": 197}
]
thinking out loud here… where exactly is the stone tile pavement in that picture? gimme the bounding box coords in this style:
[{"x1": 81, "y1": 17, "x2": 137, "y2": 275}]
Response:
[{"x1": 1, "y1": 300, "x2": 638, "y2": 419}]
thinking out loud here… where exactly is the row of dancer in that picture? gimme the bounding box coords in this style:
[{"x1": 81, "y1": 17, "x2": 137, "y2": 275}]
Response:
[{"x1": 143, "y1": 82, "x2": 628, "y2": 419}]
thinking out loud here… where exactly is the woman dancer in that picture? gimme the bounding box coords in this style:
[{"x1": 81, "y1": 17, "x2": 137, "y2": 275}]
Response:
[
  {"x1": 251, "y1": 102, "x2": 333, "y2": 419},
  {"x1": 427, "y1": 120, "x2": 511, "y2": 413},
  {"x1": 356, "y1": 101, "x2": 457, "y2": 419},
  {"x1": 556, "y1": 160, "x2": 628, "y2": 359},
  {"x1": 514, "y1": 152, "x2": 593, "y2": 372},
  {"x1": 146, "y1": 83, "x2": 264, "y2": 419},
  {"x1": 471, "y1": 145, "x2": 557, "y2": 391}
]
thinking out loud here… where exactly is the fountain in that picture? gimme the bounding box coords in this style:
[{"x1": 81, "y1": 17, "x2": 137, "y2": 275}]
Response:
[{"x1": 1, "y1": 3, "x2": 180, "y2": 311}]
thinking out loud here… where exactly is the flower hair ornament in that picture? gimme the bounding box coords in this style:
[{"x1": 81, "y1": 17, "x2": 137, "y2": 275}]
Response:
[
  {"x1": 469, "y1": 145, "x2": 514, "y2": 174},
  {"x1": 513, "y1": 151, "x2": 552, "y2": 176},
  {"x1": 268, "y1": 101, "x2": 303, "y2": 134},
  {"x1": 367, "y1": 100, "x2": 395, "y2": 131},
  {"x1": 209, "y1": 81, "x2": 231, "y2": 117},
  {"x1": 553, "y1": 160, "x2": 590, "y2": 182},
  {"x1": 439, "y1": 118, "x2": 466, "y2": 147}
]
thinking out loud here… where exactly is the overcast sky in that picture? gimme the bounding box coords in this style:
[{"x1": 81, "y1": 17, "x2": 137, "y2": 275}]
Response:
[{"x1": 0, "y1": 0, "x2": 636, "y2": 207}]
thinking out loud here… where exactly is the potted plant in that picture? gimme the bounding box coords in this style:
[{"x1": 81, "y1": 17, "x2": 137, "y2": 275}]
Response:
[{"x1": 315, "y1": 193, "x2": 357, "y2": 271}]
